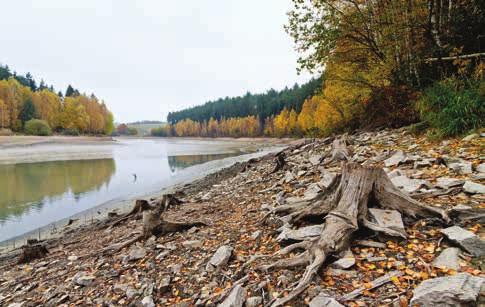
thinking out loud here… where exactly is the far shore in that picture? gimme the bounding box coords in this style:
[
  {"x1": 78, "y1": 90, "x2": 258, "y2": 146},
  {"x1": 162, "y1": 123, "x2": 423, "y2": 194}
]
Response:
[
  {"x1": 0, "y1": 134, "x2": 295, "y2": 149},
  {"x1": 0, "y1": 135, "x2": 116, "y2": 149}
]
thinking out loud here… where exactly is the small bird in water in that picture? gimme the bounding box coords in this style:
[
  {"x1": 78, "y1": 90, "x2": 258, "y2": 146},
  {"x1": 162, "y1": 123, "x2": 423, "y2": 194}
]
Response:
[{"x1": 133, "y1": 173, "x2": 137, "y2": 182}]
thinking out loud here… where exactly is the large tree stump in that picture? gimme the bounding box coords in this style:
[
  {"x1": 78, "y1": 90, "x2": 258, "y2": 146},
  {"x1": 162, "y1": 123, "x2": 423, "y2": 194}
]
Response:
[{"x1": 263, "y1": 163, "x2": 449, "y2": 306}]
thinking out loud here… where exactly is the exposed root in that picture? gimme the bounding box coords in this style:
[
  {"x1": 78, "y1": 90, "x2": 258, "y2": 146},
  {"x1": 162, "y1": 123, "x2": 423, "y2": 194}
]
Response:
[{"x1": 261, "y1": 162, "x2": 449, "y2": 306}]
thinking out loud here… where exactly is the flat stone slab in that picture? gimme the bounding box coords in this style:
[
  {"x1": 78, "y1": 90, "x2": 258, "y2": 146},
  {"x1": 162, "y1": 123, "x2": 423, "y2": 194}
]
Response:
[
  {"x1": 218, "y1": 284, "x2": 246, "y2": 307},
  {"x1": 73, "y1": 272, "x2": 95, "y2": 287},
  {"x1": 319, "y1": 172, "x2": 337, "y2": 189},
  {"x1": 309, "y1": 293, "x2": 344, "y2": 307},
  {"x1": 441, "y1": 226, "x2": 485, "y2": 257},
  {"x1": 410, "y1": 273, "x2": 484, "y2": 307},
  {"x1": 432, "y1": 247, "x2": 461, "y2": 271},
  {"x1": 391, "y1": 175, "x2": 428, "y2": 193},
  {"x1": 368, "y1": 208, "x2": 405, "y2": 233},
  {"x1": 463, "y1": 180, "x2": 485, "y2": 194},
  {"x1": 284, "y1": 171, "x2": 296, "y2": 183},
  {"x1": 309, "y1": 154, "x2": 323, "y2": 166},
  {"x1": 436, "y1": 177, "x2": 465, "y2": 189},
  {"x1": 448, "y1": 161, "x2": 473, "y2": 174},
  {"x1": 330, "y1": 250, "x2": 355, "y2": 269},
  {"x1": 128, "y1": 247, "x2": 147, "y2": 261},
  {"x1": 206, "y1": 245, "x2": 233, "y2": 271},
  {"x1": 384, "y1": 150, "x2": 406, "y2": 167}
]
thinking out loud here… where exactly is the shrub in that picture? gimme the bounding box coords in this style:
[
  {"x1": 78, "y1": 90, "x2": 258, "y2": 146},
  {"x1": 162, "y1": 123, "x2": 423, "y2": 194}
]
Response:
[
  {"x1": 418, "y1": 79, "x2": 485, "y2": 137},
  {"x1": 62, "y1": 128, "x2": 80, "y2": 136},
  {"x1": 24, "y1": 119, "x2": 52, "y2": 136},
  {"x1": 360, "y1": 85, "x2": 419, "y2": 129}
]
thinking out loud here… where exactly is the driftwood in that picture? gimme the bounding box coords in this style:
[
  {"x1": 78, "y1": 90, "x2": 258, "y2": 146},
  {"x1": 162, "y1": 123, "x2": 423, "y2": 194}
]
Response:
[
  {"x1": 142, "y1": 194, "x2": 205, "y2": 238},
  {"x1": 262, "y1": 159, "x2": 449, "y2": 306}
]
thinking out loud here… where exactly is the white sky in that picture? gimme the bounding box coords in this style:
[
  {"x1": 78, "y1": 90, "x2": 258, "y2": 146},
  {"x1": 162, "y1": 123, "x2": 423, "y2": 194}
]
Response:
[{"x1": 0, "y1": 1, "x2": 312, "y2": 123}]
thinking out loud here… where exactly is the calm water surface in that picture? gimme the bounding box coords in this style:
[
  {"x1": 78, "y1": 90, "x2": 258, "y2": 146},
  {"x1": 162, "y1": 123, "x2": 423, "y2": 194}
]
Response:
[{"x1": 0, "y1": 138, "x2": 263, "y2": 242}]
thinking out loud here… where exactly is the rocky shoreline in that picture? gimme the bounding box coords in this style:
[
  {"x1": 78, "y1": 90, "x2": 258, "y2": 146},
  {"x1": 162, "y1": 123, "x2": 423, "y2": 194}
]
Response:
[{"x1": 0, "y1": 128, "x2": 484, "y2": 306}]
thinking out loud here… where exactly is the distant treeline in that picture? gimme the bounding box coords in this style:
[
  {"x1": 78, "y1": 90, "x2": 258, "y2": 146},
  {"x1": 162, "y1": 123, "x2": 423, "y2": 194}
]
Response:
[
  {"x1": 157, "y1": 0, "x2": 484, "y2": 139},
  {"x1": 167, "y1": 77, "x2": 322, "y2": 125},
  {"x1": 0, "y1": 64, "x2": 114, "y2": 135},
  {"x1": 127, "y1": 120, "x2": 165, "y2": 125}
]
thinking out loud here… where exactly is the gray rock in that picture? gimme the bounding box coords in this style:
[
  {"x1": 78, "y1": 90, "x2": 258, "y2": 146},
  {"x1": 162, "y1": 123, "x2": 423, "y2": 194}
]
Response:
[
  {"x1": 218, "y1": 284, "x2": 247, "y2": 307},
  {"x1": 284, "y1": 171, "x2": 296, "y2": 183},
  {"x1": 384, "y1": 150, "x2": 406, "y2": 167},
  {"x1": 368, "y1": 208, "x2": 405, "y2": 233},
  {"x1": 441, "y1": 226, "x2": 485, "y2": 257},
  {"x1": 67, "y1": 255, "x2": 78, "y2": 261},
  {"x1": 170, "y1": 263, "x2": 183, "y2": 274},
  {"x1": 7, "y1": 304, "x2": 25, "y2": 307},
  {"x1": 245, "y1": 296, "x2": 262, "y2": 307},
  {"x1": 181, "y1": 240, "x2": 203, "y2": 249},
  {"x1": 72, "y1": 271, "x2": 95, "y2": 287},
  {"x1": 206, "y1": 245, "x2": 233, "y2": 271},
  {"x1": 410, "y1": 273, "x2": 483, "y2": 307},
  {"x1": 436, "y1": 177, "x2": 465, "y2": 189},
  {"x1": 472, "y1": 173, "x2": 485, "y2": 181},
  {"x1": 432, "y1": 247, "x2": 461, "y2": 271},
  {"x1": 201, "y1": 192, "x2": 211, "y2": 201},
  {"x1": 141, "y1": 295, "x2": 155, "y2": 307},
  {"x1": 319, "y1": 172, "x2": 337, "y2": 189},
  {"x1": 250, "y1": 230, "x2": 262, "y2": 240},
  {"x1": 126, "y1": 287, "x2": 138, "y2": 299},
  {"x1": 159, "y1": 276, "x2": 171, "y2": 293},
  {"x1": 391, "y1": 175, "x2": 428, "y2": 193},
  {"x1": 309, "y1": 154, "x2": 323, "y2": 166},
  {"x1": 448, "y1": 161, "x2": 473, "y2": 174},
  {"x1": 387, "y1": 169, "x2": 402, "y2": 179},
  {"x1": 128, "y1": 247, "x2": 147, "y2": 261},
  {"x1": 330, "y1": 250, "x2": 355, "y2": 269},
  {"x1": 463, "y1": 181, "x2": 485, "y2": 194},
  {"x1": 155, "y1": 250, "x2": 170, "y2": 261},
  {"x1": 303, "y1": 183, "x2": 322, "y2": 200},
  {"x1": 309, "y1": 293, "x2": 344, "y2": 307}
]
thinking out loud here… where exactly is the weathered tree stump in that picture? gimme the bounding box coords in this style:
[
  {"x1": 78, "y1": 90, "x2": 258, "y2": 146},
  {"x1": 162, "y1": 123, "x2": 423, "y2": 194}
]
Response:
[
  {"x1": 17, "y1": 243, "x2": 48, "y2": 264},
  {"x1": 270, "y1": 152, "x2": 286, "y2": 174},
  {"x1": 263, "y1": 162, "x2": 449, "y2": 306}
]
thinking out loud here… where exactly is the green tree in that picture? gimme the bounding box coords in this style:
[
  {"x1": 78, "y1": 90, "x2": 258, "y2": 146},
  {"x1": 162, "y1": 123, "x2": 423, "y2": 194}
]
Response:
[{"x1": 19, "y1": 99, "x2": 36, "y2": 126}]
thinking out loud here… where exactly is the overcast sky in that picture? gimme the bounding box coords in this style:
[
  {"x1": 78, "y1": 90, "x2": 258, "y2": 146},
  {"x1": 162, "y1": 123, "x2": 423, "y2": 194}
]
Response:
[{"x1": 1, "y1": 1, "x2": 312, "y2": 123}]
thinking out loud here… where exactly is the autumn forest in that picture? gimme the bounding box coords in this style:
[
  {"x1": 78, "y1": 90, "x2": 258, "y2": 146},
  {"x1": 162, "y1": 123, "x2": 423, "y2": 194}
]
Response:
[
  {"x1": 153, "y1": 0, "x2": 484, "y2": 138},
  {"x1": 0, "y1": 65, "x2": 114, "y2": 136}
]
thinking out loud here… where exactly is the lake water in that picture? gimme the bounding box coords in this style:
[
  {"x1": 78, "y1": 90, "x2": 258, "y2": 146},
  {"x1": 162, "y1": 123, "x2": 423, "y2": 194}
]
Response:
[{"x1": 0, "y1": 138, "x2": 274, "y2": 243}]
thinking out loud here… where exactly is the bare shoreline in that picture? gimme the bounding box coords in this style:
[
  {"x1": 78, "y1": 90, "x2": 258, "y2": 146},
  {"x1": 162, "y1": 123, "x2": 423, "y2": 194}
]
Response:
[
  {"x1": 0, "y1": 135, "x2": 116, "y2": 149},
  {"x1": 0, "y1": 144, "x2": 286, "y2": 252}
]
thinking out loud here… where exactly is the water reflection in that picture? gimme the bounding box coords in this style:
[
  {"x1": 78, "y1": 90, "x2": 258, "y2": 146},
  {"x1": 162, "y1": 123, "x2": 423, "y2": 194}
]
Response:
[
  {"x1": 0, "y1": 159, "x2": 116, "y2": 223},
  {"x1": 167, "y1": 153, "x2": 239, "y2": 172}
]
